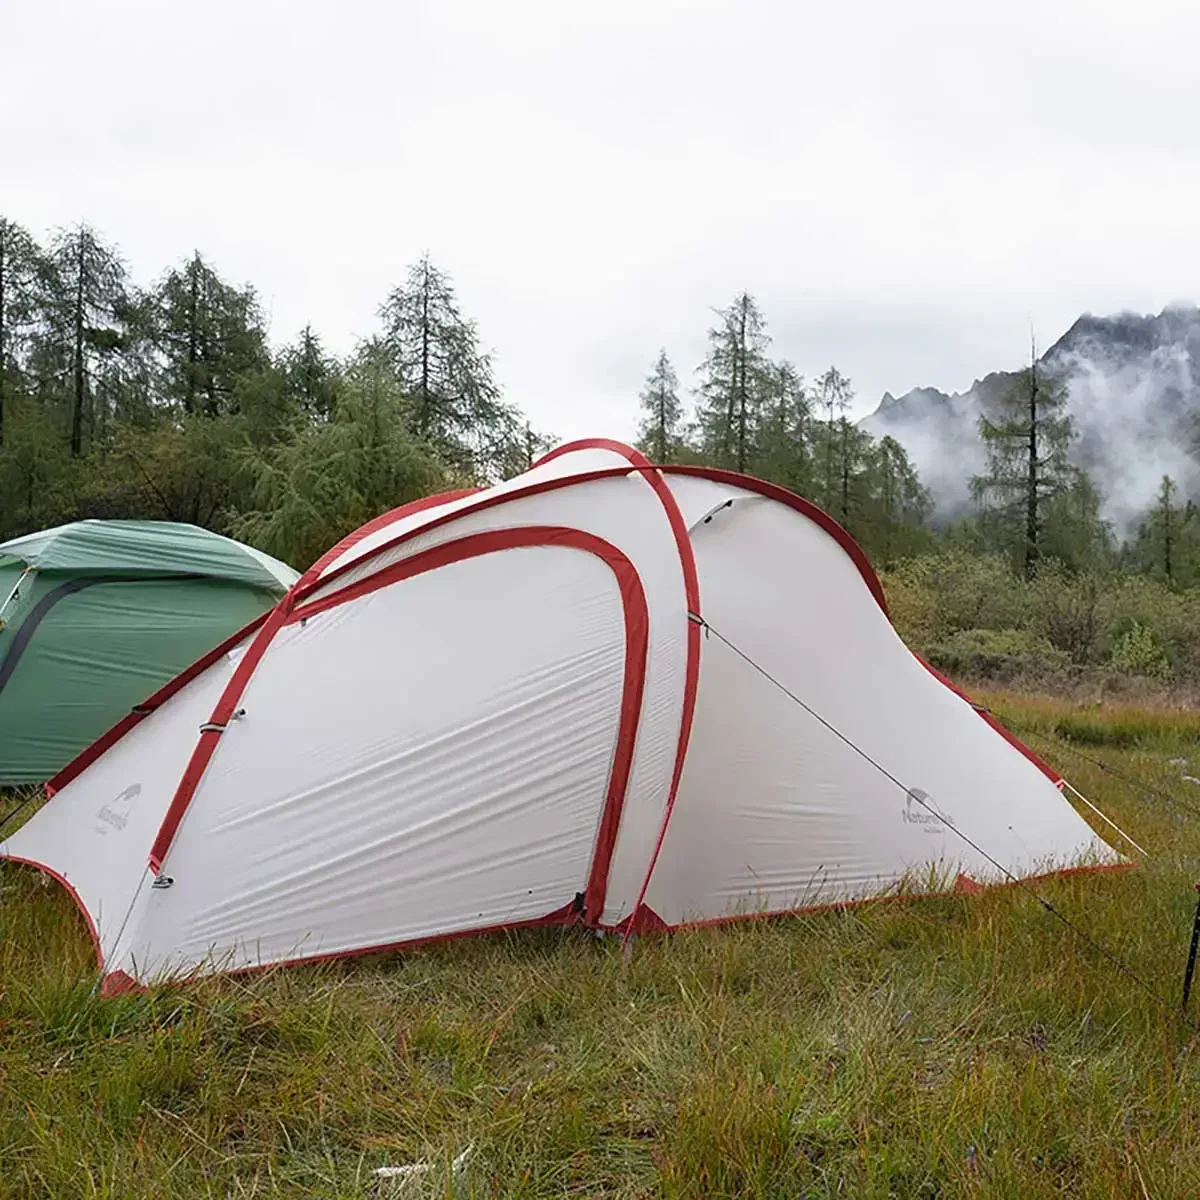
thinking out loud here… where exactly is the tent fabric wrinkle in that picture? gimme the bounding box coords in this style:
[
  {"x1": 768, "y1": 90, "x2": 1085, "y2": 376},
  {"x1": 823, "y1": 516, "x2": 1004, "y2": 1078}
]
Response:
[{"x1": 0, "y1": 441, "x2": 1122, "y2": 988}]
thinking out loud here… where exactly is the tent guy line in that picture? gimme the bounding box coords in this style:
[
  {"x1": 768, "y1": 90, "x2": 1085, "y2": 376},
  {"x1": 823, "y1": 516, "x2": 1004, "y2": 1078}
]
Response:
[
  {"x1": 1062, "y1": 781, "x2": 1149, "y2": 859},
  {"x1": 692, "y1": 613, "x2": 1172, "y2": 1017}
]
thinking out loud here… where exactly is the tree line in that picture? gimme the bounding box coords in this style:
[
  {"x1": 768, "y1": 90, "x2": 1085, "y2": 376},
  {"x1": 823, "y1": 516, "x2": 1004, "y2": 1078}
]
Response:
[
  {"x1": 0, "y1": 215, "x2": 1195, "y2": 588},
  {"x1": 0, "y1": 218, "x2": 554, "y2": 566},
  {"x1": 633, "y1": 293, "x2": 933, "y2": 567}
]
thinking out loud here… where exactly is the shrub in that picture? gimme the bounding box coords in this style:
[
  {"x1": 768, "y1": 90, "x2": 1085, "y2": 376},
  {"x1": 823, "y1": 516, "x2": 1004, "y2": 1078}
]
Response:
[
  {"x1": 924, "y1": 627, "x2": 1071, "y2": 683},
  {"x1": 1027, "y1": 563, "x2": 1107, "y2": 664},
  {"x1": 881, "y1": 551, "x2": 1026, "y2": 646},
  {"x1": 1109, "y1": 620, "x2": 1172, "y2": 678}
]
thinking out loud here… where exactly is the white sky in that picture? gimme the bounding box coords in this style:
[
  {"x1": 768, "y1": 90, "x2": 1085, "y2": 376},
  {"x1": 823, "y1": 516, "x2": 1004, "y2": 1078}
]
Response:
[{"x1": 6, "y1": 0, "x2": 1200, "y2": 439}]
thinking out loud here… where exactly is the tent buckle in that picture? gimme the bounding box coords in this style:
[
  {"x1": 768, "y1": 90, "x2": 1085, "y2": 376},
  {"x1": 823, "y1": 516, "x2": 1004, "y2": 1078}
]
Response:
[{"x1": 152, "y1": 875, "x2": 175, "y2": 890}]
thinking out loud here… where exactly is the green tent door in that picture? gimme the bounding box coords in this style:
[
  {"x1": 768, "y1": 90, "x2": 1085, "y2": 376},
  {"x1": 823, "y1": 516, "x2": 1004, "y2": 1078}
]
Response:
[{"x1": 0, "y1": 577, "x2": 275, "y2": 785}]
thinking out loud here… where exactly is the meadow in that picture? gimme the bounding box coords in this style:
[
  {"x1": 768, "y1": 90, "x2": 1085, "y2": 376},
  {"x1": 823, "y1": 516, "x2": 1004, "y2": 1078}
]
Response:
[{"x1": 4, "y1": 690, "x2": 1200, "y2": 1198}]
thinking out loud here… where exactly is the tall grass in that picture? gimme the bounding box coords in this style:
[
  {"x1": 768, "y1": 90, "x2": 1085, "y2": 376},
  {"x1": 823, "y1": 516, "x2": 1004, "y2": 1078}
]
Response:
[{"x1": 4, "y1": 692, "x2": 1200, "y2": 1196}]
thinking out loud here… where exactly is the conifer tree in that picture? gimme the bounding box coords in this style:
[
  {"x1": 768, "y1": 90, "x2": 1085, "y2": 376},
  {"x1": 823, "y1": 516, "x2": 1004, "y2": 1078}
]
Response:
[
  {"x1": 151, "y1": 252, "x2": 269, "y2": 417},
  {"x1": 40, "y1": 224, "x2": 127, "y2": 455},
  {"x1": 971, "y1": 349, "x2": 1074, "y2": 579},
  {"x1": 749, "y1": 359, "x2": 809, "y2": 493},
  {"x1": 0, "y1": 218, "x2": 40, "y2": 448},
  {"x1": 636, "y1": 349, "x2": 683, "y2": 463},
  {"x1": 379, "y1": 255, "x2": 518, "y2": 478},
  {"x1": 279, "y1": 324, "x2": 340, "y2": 422},
  {"x1": 694, "y1": 293, "x2": 770, "y2": 471},
  {"x1": 811, "y1": 366, "x2": 855, "y2": 515},
  {"x1": 1134, "y1": 475, "x2": 1196, "y2": 586}
]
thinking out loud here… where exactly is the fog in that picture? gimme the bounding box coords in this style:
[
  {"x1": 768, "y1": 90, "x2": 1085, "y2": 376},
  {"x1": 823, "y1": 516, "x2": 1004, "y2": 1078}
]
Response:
[{"x1": 861, "y1": 306, "x2": 1200, "y2": 538}]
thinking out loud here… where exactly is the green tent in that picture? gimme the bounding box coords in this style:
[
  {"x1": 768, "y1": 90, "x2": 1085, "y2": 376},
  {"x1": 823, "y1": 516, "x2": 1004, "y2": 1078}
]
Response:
[{"x1": 0, "y1": 520, "x2": 298, "y2": 786}]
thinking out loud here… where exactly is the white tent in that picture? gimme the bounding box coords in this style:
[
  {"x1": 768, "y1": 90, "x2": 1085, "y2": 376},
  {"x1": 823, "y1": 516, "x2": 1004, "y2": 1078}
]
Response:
[{"x1": 1, "y1": 440, "x2": 1119, "y2": 994}]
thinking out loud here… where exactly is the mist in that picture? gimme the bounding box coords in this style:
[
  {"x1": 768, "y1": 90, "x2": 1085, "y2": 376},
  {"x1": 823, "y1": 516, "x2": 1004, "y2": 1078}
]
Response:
[{"x1": 861, "y1": 305, "x2": 1200, "y2": 538}]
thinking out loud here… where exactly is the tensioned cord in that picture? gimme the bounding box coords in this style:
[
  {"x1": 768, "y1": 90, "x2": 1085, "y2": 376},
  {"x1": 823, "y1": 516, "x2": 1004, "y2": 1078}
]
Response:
[{"x1": 691, "y1": 613, "x2": 1179, "y2": 1016}]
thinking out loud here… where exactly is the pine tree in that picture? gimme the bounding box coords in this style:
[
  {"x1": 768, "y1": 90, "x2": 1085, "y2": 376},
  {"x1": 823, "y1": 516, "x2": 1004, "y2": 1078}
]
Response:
[
  {"x1": 811, "y1": 366, "x2": 855, "y2": 516},
  {"x1": 279, "y1": 324, "x2": 339, "y2": 422},
  {"x1": 853, "y1": 435, "x2": 931, "y2": 564},
  {"x1": 495, "y1": 420, "x2": 557, "y2": 480},
  {"x1": 40, "y1": 224, "x2": 127, "y2": 456},
  {"x1": 970, "y1": 349, "x2": 1074, "y2": 579},
  {"x1": 636, "y1": 349, "x2": 683, "y2": 463},
  {"x1": 750, "y1": 359, "x2": 809, "y2": 492},
  {"x1": 379, "y1": 255, "x2": 517, "y2": 478},
  {"x1": 694, "y1": 293, "x2": 770, "y2": 471},
  {"x1": 1134, "y1": 475, "x2": 1195, "y2": 586},
  {"x1": 234, "y1": 339, "x2": 446, "y2": 566},
  {"x1": 0, "y1": 218, "x2": 40, "y2": 449},
  {"x1": 151, "y1": 252, "x2": 269, "y2": 417}
]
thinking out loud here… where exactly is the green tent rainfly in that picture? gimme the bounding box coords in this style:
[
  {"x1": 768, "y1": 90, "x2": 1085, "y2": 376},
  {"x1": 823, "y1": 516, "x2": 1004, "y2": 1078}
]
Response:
[{"x1": 0, "y1": 520, "x2": 298, "y2": 786}]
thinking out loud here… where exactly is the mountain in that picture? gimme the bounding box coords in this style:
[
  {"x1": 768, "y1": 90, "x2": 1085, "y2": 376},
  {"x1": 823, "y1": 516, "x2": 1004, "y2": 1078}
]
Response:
[{"x1": 861, "y1": 304, "x2": 1200, "y2": 535}]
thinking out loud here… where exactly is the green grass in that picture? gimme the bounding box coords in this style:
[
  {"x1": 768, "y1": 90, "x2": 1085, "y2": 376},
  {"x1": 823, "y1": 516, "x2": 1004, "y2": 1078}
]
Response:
[{"x1": 6, "y1": 692, "x2": 1200, "y2": 1196}]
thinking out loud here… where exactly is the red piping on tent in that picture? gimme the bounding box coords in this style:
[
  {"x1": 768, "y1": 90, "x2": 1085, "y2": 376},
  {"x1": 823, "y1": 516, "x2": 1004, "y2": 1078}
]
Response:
[
  {"x1": 659, "y1": 860, "x2": 1133, "y2": 936},
  {"x1": 532, "y1": 440, "x2": 704, "y2": 926},
  {"x1": 287, "y1": 526, "x2": 649, "y2": 924},
  {"x1": 46, "y1": 489, "x2": 482, "y2": 802},
  {"x1": 299, "y1": 487, "x2": 483, "y2": 587},
  {"x1": 4, "y1": 855, "x2": 102, "y2": 969},
  {"x1": 99, "y1": 969, "x2": 139, "y2": 998},
  {"x1": 913, "y1": 653, "x2": 1061, "y2": 784},
  {"x1": 100, "y1": 897, "x2": 586, "y2": 995},
  {"x1": 45, "y1": 610, "x2": 273, "y2": 798},
  {"x1": 148, "y1": 466, "x2": 666, "y2": 875},
  {"x1": 655, "y1": 465, "x2": 1058, "y2": 785},
  {"x1": 151, "y1": 526, "x2": 651, "y2": 927}
]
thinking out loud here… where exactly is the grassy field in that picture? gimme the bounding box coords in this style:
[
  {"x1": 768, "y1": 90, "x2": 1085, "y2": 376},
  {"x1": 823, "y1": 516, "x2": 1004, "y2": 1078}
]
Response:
[{"x1": 5, "y1": 690, "x2": 1200, "y2": 1197}]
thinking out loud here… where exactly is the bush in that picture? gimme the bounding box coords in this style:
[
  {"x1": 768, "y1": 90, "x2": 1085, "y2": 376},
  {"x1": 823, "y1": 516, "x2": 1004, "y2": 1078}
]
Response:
[
  {"x1": 1027, "y1": 563, "x2": 1106, "y2": 664},
  {"x1": 881, "y1": 551, "x2": 1026, "y2": 646},
  {"x1": 924, "y1": 627, "x2": 1071, "y2": 683},
  {"x1": 1109, "y1": 620, "x2": 1172, "y2": 678},
  {"x1": 882, "y1": 549, "x2": 1200, "y2": 689}
]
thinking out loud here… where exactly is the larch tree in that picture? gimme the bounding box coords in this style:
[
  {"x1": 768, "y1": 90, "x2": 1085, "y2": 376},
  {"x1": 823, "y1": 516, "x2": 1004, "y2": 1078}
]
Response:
[
  {"x1": 279, "y1": 324, "x2": 340, "y2": 423},
  {"x1": 234, "y1": 338, "x2": 446, "y2": 567},
  {"x1": 379, "y1": 255, "x2": 518, "y2": 478},
  {"x1": 636, "y1": 349, "x2": 683, "y2": 463},
  {"x1": 750, "y1": 359, "x2": 810, "y2": 493},
  {"x1": 811, "y1": 366, "x2": 856, "y2": 517},
  {"x1": 0, "y1": 218, "x2": 40, "y2": 448},
  {"x1": 970, "y1": 350, "x2": 1074, "y2": 580},
  {"x1": 864, "y1": 434, "x2": 932, "y2": 564},
  {"x1": 151, "y1": 252, "x2": 269, "y2": 417},
  {"x1": 1134, "y1": 474, "x2": 1196, "y2": 586},
  {"x1": 41, "y1": 224, "x2": 127, "y2": 456},
  {"x1": 694, "y1": 292, "x2": 770, "y2": 471}
]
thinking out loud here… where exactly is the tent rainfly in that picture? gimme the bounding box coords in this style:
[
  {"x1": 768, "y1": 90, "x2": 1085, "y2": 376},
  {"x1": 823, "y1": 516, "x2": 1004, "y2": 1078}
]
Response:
[
  {"x1": 0, "y1": 520, "x2": 298, "y2": 785},
  {"x1": 1, "y1": 442, "x2": 1120, "y2": 994}
]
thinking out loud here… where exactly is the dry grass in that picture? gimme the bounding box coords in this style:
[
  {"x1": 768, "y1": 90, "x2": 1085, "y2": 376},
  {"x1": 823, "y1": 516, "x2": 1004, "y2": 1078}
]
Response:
[{"x1": 4, "y1": 690, "x2": 1200, "y2": 1197}]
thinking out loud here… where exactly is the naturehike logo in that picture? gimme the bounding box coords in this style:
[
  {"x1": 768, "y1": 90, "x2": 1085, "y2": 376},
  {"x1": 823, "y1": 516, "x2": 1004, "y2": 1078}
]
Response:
[
  {"x1": 95, "y1": 783, "x2": 141, "y2": 834},
  {"x1": 902, "y1": 787, "x2": 954, "y2": 832}
]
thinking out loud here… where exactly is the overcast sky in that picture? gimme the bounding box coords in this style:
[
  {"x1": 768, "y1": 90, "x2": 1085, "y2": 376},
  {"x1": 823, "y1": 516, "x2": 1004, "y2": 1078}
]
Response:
[{"x1": 6, "y1": 0, "x2": 1200, "y2": 439}]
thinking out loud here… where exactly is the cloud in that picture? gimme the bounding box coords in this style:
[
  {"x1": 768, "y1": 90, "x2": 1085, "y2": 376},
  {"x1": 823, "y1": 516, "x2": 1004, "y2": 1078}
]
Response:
[{"x1": 5, "y1": 0, "x2": 1200, "y2": 445}]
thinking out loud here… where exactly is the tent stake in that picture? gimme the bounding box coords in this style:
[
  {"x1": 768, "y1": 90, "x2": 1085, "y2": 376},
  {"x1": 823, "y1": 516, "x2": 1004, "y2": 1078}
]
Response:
[{"x1": 1182, "y1": 884, "x2": 1200, "y2": 1013}]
